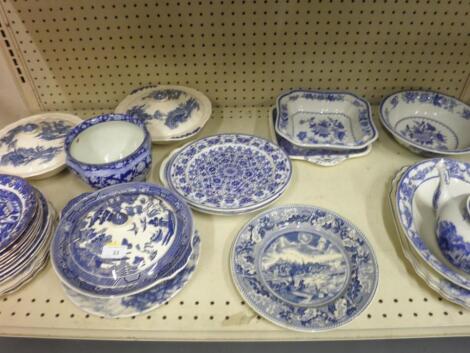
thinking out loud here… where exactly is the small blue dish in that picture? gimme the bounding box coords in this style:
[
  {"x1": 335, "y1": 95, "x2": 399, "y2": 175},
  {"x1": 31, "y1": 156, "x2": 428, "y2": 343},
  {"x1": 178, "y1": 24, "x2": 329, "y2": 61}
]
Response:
[{"x1": 65, "y1": 113, "x2": 152, "y2": 189}]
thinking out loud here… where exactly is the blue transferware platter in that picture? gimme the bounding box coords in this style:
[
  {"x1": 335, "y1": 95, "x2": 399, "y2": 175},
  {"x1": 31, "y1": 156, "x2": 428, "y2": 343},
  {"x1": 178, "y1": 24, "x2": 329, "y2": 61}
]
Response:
[
  {"x1": 61, "y1": 192, "x2": 92, "y2": 219},
  {"x1": 166, "y1": 134, "x2": 292, "y2": 215},
  {"x1": 63, "y1": 232, "x2": 200, "y2": 318},
  {"x1": 0, "y1": 174, "x2": 37, "y2": 252},
  {"x1": 395, "y1": 158, "x2": 470, "y2": 290},
  {"x1": 380, "y1": 90, "x2": 470, "y2": 156},
  {"x1": 231, "y1": 205, "x2": 378, "y2": 332},
  {"x1": 275, "y1": 90, "x2": 377, "y2": 150},
  {"x1": 115, "y1": 85, "x2": 212, "y2": 143},
  {"x1": 269, "y1": 107, "x2": 371, "y2": 167},
  {"x1": 390, "y1": 167, "x2": 470, "y2": 309},
  {"x1": 51, "y1": 182, "x2": 194, "y2": 297},
  {"x1": 0, "y1": 113, "x2": 82, "y2": 179}
]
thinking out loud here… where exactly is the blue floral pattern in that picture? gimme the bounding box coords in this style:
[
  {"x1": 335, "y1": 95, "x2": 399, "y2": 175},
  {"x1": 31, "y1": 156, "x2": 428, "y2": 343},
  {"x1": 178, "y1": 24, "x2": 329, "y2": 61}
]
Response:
[
  {"x1": 166, "y1": 134, "x2": 292, "y2": 213},
  {"x1": 231, "y1": 205, "x2": 378, "y2": 331},
  {"x1": 395, "y1": 158, "x2": 470, "y2": 289},
  {"x1": 51, "y1": 182, "x2": 193, "y2": 297},
  {"x1": 437, "y1": 221, "x2": 470, "y2": 273},
  {"x1": 398, "y1": 120, "x2": 450, "y2": 150},
  {"x1": 275, "y1": 90, "x2": 376, "y2": 149}
]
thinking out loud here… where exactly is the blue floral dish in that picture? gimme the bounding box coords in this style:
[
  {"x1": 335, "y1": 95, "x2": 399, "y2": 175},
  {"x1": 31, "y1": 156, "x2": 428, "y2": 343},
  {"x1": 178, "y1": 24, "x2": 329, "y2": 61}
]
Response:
[
  {"x1": 275, "y1": 90, "x2": 377, "y2": 150},
  {"x1": 115, "y1": 85, "x2": 212, "y2": 143},
  {"x1": 51, "y1": 182, "x2": 194, "y2": 297},
  {"x1": 395, "y1": 158, "x2": 470, "y2": 290},
  {"x1": 380, "y1": 90, "x2": 470, "y2": 155},
  {"x1": 0, "y1": 113, "x2": 82, "y2": 179},
  {"x1": 270, "y1": 107, "x2": 371, "y2": 167},
  {"x1": 231, "y1": 205, "x2": 378, "y2": 332},
  {"x1": 165, "y1": 134, "x2": 292, "y2": 215},
  {"x1": 65, "y1": 113, "x2": 152, "y2": 189},
  {"x1": 63, "y1": 232, "x2": 200, "y2": 318},
  {"x1": 0, "y1": 174, "x2": 37, "y2": 251}
]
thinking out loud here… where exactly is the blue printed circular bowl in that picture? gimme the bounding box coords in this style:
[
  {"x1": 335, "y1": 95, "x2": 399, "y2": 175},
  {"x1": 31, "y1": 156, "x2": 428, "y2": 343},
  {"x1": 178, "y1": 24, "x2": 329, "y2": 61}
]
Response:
[{"x1": 65, "y1": 114, "x2": 152, "y2": 189}]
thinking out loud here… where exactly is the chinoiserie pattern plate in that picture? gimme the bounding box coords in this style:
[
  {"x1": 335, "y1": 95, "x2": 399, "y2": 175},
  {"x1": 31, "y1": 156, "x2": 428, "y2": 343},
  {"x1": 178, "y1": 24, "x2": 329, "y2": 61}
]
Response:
[
  {"x1": 0, "y1": 174, "x2": 37, "y2": 251},
  {"x1": 269, "y1": 107, "x2": 371, "y2": 167},
  {"x1": 275, "y1": 90, "x2": 377, "y2": 150},
  {"x1": 380, "y1": 91, "x2": 470, "y2": 155},
  {"x1": 389, "y1": 167, "x2": 470, "y2": 309},
  {"x1": 0, "y1": 113, "x2": 82, "y2": 178},
  {"x1": 63, "y1": 232, "x2": 201, "y2": 318},
  {"x1": 115, "y1": 85, "x2": 211, "y2": 143},
  {"x1": 395, "y1": 158, "x2": 470, "y2": 290},
  {"x1": 231, "y1": 205, "x2": 378, "y2": 332},
  {"x1": 51, "y1": 182, "x2": 194, "y2": 297},
  {"x1": 166, "y1": 134, "x2": 292, "y2": 215}
]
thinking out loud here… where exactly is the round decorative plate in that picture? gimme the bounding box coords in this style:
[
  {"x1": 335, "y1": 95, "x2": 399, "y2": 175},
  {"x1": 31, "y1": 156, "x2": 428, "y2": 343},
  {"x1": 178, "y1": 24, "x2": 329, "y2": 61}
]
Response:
[
  {"x1": 64, "y1": 232, "x2": 200, "y2": 318},
  {"x1": 231, "y1": 205, "x2": 378, "y2": 332},
  {"x1": 380, "y1": 90, "x2": 470, "y2": 155},
  {"x1": 395, "y1": 158, "x2": 470, "y2": 290},
  {"x1": 0, "y1": 174, "x2": 37, "y2": 251},
  {"x1": 115, "y1": 85, "x2": 211, "y2": 143},
  {"x1": 166, "y1": 134, "x2": 292, "y2": 214},
  {"x1": 51, "y1": 182, "x2": 194, "y2": 297},
  {"x1": 0, "y1": 113, "x2": 82, "y2": 178}
]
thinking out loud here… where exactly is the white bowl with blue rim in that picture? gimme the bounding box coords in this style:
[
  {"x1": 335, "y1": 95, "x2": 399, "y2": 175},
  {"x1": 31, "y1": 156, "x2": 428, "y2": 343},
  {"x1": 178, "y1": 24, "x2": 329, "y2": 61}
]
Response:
[
  {"x1": 65, "y1": 113, "x2": 152, "y2": 189},
  {"x1": 380, "y1": 90, "x2": 470, "y2": 155},
  {"x1": 275, "y1": 90, "x2": 378, "y2": 150},
  {"x1": 115, "y1": 85, "x2": 212, "y2": 143},
  {"x1": 0, "y1": 113, "x2": 82, "y2": 179},
  {"x1": 231, "y1": 205, "x2": 378, "y2": 332},
  {"x1": 51, "y1": 182, "x2": 194, "y2": 298}
]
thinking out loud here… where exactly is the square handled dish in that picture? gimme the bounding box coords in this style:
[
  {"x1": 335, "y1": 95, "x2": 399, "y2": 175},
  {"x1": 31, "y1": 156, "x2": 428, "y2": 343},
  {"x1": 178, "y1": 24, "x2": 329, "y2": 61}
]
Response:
[{"x1": 275, "y1": 90, "x2": 377, "y2": 150}]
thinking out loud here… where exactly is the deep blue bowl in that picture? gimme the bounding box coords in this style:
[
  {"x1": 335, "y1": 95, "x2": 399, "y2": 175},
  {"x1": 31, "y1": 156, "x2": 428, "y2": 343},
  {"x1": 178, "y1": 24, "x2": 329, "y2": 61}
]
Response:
[{"x1": 65, "y1": 113, "x2": 152, "y2": 189}]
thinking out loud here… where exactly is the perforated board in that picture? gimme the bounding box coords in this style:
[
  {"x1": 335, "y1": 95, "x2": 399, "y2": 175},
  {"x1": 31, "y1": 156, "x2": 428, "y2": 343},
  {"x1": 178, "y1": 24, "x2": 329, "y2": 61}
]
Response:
[
  {"x1": 0, "y1": 0, "x2": 469, "y2": 113},
  {"x1": 0, "y1": 108, "x2": 468, "y2": 341}
]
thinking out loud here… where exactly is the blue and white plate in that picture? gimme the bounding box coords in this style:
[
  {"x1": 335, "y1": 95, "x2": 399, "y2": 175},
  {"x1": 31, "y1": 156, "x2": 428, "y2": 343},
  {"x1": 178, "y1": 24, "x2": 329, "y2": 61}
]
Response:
[
  {"x1": 231, "y1": 205, "x2": 378, "y2": 332},
  {"x1": 0, "y1": 174, "x2": 37, "y2": 251},
  {"x1": 166, "y1": 134, "x2": 292, "y2": 215},
  {"x1": 269, "y1": 107, "x2": 371, "y2": 167},
  {"x1": 380, "y1": 90, "x2": 470, "y2": 155},
  {"x1": 0, "y1": 113, "x2": 82, "y2": 179},
  {"x1": 275, "y1": 90, "x2": 377, "y2": 150},
  {"x1": 63, "y1": 232, "x2": 201, "y2": 318},
  {"x1": 395, "y1": 158, "x2": 470, "y2": 290},
  {"x1": 115, "y1": 85, "x2": 211, "y2": 143},
  {"x1": 51, "y1": 182, "x2": 194, "y2": 297}
]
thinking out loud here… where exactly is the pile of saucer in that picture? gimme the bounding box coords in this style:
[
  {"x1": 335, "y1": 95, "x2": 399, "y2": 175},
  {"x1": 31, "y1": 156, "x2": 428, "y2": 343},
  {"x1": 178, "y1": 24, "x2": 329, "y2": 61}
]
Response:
[
  {"x1": 0, "y1": 174, "x2": 57, "y2": 295},
  {"x1": 390, "y1": 158, "x2": 470, "y2": 309},
  {"x1": 231, "y1": 205, "x2": 379, "y2": 332},
  {"x1": 159, "y1": 133, "x2": 292, "y2": 215},
  {"x1": 272, "y1": 90, "x2": 377, "y2": 166},
  {"x1": 51, "y1": 182, "x2": 200, "y2": 318}
]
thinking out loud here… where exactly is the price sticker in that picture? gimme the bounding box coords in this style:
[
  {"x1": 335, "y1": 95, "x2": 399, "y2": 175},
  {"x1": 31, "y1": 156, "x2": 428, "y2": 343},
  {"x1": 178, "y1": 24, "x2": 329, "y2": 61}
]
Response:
[{"x1": 101, "y1": 244, "x2": 127, "y2": 259}]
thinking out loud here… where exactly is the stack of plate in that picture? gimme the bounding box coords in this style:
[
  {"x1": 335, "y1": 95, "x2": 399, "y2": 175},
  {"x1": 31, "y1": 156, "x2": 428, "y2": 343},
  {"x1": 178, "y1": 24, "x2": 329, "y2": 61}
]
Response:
[
  {"x1": 159, "y1": 133, "x2": 292, "y2": 215},
  {"x1": 51, "y1": 182, "x2": 200, "y2": 318},
  {"x1": 0, "y1": 174, "x2": 57, "y2": 295},
  {"x1": 272, "y1": 90, "x2": 377, "y2": 166},
  {"x1": 230, "y1": 205, "x2": 379, "y2": 332},
  {"x1": 390, "y1": 158, "x2": 470, "y2": 309}
]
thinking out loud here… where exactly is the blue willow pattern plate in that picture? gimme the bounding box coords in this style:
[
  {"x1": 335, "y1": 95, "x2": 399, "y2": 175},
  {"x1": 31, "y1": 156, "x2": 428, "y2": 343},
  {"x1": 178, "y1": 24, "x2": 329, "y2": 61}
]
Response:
[
  {"x1": 231, "y1": 205, "x2": 378, "y2": 332},
  {"x1": 269, "y1": 107, "x2": 371, "y2": 167},
  {"x1": 51, "y1": 182, "x2": 194, "y2": 297},
  {"x1": 395, "y1": 158, "x2": 470, "y2": 290},
  {"x1": 0, "y1": 174, "x2": 37, "y2": 251},
  {"x1": 275, "y1": 90, "x2": 377, "y2": 150},
  {"x1": 0, "y1": 113, "x2": 82, "y2": 178},
  {"x1": 63, "y1": 232, "x2": 201, "y2": 318},
  {"x1": 380, "y1": 90, "x2": 470, "y2": 155},
  {"x1": 166, "y1": 134, "x2": 292, "y2": 214},
  {"x1": 115, "y1": 85, "x2": 211, "y2": 142}
]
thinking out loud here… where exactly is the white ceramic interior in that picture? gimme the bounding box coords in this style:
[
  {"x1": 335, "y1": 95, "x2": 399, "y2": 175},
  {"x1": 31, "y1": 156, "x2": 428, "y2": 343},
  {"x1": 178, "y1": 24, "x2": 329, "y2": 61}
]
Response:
[
  {"x1": 277, "y1": 92, "x2": 373, "y2": 149},
  {"x1": 70, "y1": 121, "x2": 145, "y2": 164},
  {"x1": 381, "y1": 95, "x2": 470, "y2": 151}
]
